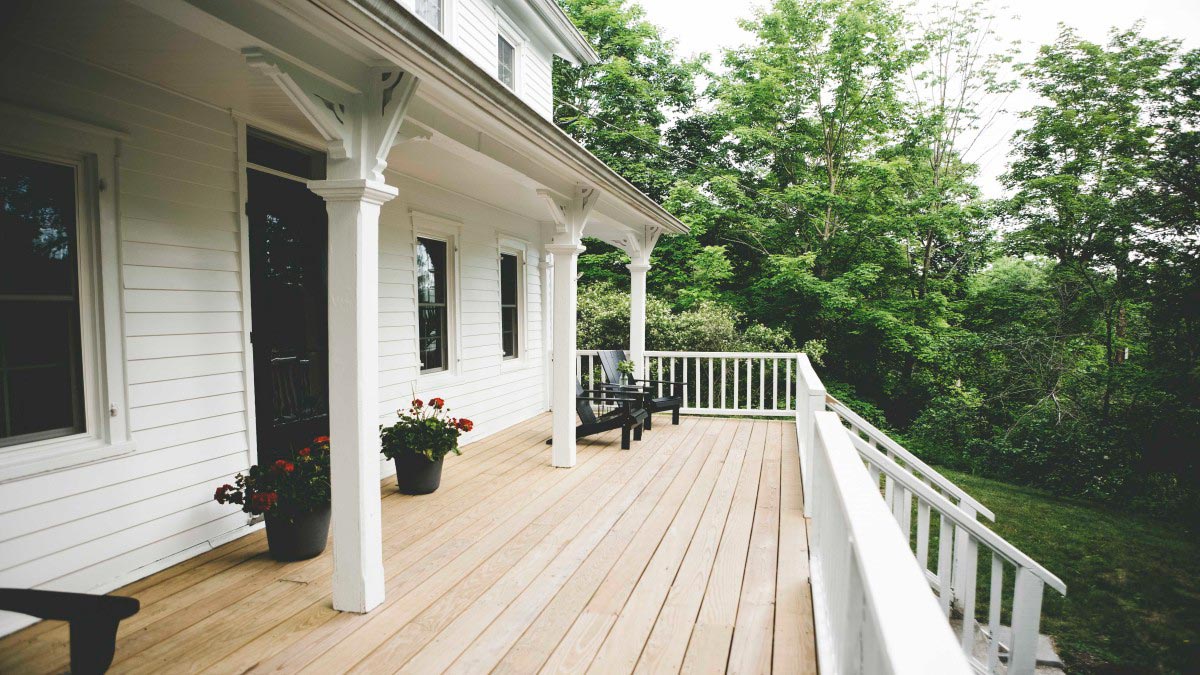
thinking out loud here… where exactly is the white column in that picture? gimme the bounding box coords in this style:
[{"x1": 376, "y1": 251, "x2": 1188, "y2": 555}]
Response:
[
  {"x1": 540, "y1": 252, "x2": 554, "y2": 411},
  {"x1": 308, "y1": 178, "x2": 397, "y2": 613},
  {"x1": 627, "y1": 261, "x2": 650, "y2": 380},
  {"x1": 546, "y1": 242, "x2": 585, "y2": 467}
]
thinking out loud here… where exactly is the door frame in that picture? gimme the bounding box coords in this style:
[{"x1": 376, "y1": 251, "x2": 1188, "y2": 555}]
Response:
[{"x1": 235, "y1": 120, "x2": 328, "y2": 467}]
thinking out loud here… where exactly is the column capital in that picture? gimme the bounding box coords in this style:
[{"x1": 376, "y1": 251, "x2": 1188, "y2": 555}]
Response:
[
  {"x1": 545, "y1": 243, "x2": 587, "y2": 256},
  {"x1": 626, "y1": 262, "x2": 652, "y2": 273},
  {"x1": 307, "y1": 178, "x2": 399, "y2": 205}
]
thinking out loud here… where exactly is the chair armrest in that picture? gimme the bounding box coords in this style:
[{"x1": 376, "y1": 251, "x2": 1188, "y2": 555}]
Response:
[
  {"x1": 634, "y1": 378, "x2": 690, "y2": 388},
  {"x1": 0, "y1": 588, "x2": 139, "y2": 623}
]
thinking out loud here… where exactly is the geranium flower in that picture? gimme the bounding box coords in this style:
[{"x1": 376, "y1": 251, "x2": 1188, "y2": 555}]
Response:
[
  {"x1": 430, "y1": 397, "x2": 445, "y2": 409},
  {"x1": 412, "y1": 398, "x2": 423, "y2": 409},
  {"x1": 298, "y1": 447, "x2": 311, "y2": 458},
  {"x1": 457, "y1": 418, "x2": 474, "y2": 432},
  {"x1": 313, "y1": 436, "x2": 329, "y2": 444},
  {"x1": 251, "y1": 491, "x2": 278, "y2": 512},
  {"x1": 214, "y1": 484, "x2": 234, "y2": 503},
  {"x1": 273, "y1": 459, "x2": 295, "y2": 473}
]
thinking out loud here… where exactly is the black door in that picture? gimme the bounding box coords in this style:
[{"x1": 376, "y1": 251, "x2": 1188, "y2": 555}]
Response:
[{"x1": 247, "y1": 168, "x2": 328, "y2": 462}]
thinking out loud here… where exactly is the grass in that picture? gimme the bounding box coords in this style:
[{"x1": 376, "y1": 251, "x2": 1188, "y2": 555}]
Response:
[{"x1": 937, "y1": 468, "x2": 1200, "y2": 674}]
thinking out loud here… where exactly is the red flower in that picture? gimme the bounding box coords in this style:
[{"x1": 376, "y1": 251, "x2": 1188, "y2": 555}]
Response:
[
  {"x1": 313, "y1": 436, "x2": 329, "y2": 444},
  {"x1": 273, "y1": 459, "x2": 295, "y2": 473},
  {"x1": 412, "y1": 398, "x2": 423, "y2": 409},
  {"x1": 430, "y1": 397, "x2": 445, "y2": 409},
  {"x1": 456, "y1": 418, "x2": 474, "y2": 432},
  {"x1": 214, "y1": 484, "x2": 233, "y2": 503},
  {"x1": 251, "y1": 491, "x2": 278, "y2": 512},
  {"x1": 298, "y1": 447, "x2": 311, "y2": 458}
]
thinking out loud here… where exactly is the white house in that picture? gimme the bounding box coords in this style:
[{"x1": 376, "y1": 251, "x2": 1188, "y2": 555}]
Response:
[
  {"x1": 0, "y1": 0, "x2": 684, "y2": 628},
  {"x1": 0, "y1": 2, "x2": 1064, "y2": 673}
]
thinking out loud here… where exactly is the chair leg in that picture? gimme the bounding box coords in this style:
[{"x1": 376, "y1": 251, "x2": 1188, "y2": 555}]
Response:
[
  {"x1": 644, "y1": 414, "x2": 653, "y2": 430},
  {"x1": 633, "y1": 424, "x2": 643, "y2": 441},
  {"x1": 621, "y1": 425, "x2": 631, "y2": 450},
  {"x1": 672, "y1": 407, "x2": 680, "y2": 425},
  {"x1": 70, "y1": 617, "x2": 121, "y2": 675}
]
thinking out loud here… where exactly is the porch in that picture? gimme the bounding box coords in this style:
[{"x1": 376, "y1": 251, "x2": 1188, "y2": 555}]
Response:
[{"x1": 0, "y1": 414, "x2": 817, "y2": 674}]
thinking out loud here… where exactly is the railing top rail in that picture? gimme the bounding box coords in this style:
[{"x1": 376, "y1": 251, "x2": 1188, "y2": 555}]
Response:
[
  {"x1": 643, "y1": 350, "x2": 802, "y2": 359},
  {"x1": 847, "y1": 431, "x2": 1067, "y2": 595},
  {"x1": 795, "y1": 353, "x2": 826, "y2": 393},
  {"x1": 826, "y1": 395, "x2": 995, "y2": 521},
  {"x1": 815, "y1": 412, "x2": 971, "y2": 674}
]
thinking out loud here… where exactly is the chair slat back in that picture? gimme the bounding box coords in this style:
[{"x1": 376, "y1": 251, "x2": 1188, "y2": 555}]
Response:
[
  {"x1": 597, "y1": 349, "x2": 627, "y2": 385},
  {"x1": 575, "y1": 381, "x2": 599, "y2": 425}
]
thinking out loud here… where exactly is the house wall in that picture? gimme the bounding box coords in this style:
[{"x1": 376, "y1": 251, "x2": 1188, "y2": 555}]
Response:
[
  {"x1": 452, "y1": 0, "x2": 557, "y2": 119},
  {"x1": 0, "y1": 44, "x2": 549, "y2": 635}
]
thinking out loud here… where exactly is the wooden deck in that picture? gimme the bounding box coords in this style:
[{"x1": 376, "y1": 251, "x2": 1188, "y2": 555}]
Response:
[{"x1": 0, "y1": 414, "x2": 816, "y2": 674}]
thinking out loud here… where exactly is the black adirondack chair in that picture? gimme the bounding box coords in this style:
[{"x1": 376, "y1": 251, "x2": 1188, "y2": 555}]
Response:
[
  {"x1": 597, "y1": 350, "x2": 686, "y2": 429},
  {"x1": 546, "y1": 382, "x2": 649, "y2": 449},
  {"x1": 0, "y1": 588, "x2": 140, "y2": 674}
]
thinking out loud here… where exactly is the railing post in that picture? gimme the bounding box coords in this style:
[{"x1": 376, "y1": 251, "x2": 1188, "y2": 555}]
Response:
[
  {"x1": 952, "y1": 503, "x2": 979, "y2": 608},
  {"x1": 1009, "y1": 568, "x2": 1045, "y2": 675},
  {"x1": 796, "y1": 353, "x2": 826, "y2": 517}
]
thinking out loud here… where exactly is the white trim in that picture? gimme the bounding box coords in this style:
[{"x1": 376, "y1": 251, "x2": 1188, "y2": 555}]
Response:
[
  {"x1": 0, "y1": 109, "x2": 133, "y2": 482},
  {"x1": 495, "y1": 7, "x2": 526, "y2": 92},
  {"x1": 411, "y1": 210, "x2": 463, "y2": 383},
  {"x1": 234, "y1": 120, "x2": 259, "y2": 468}
]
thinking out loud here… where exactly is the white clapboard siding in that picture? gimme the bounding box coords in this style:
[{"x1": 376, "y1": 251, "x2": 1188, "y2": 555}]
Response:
[
  {"x1": 522, "y1": 41, "x2": 555, "y2": 118},
  {"x1": 455, "y1": 0, "x2": 498, "y2": 72},
  {"x1": 0, "y1": 42, "x2": 253, "y2": 623}
]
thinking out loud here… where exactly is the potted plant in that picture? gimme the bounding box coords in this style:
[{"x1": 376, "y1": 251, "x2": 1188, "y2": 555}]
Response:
[
  {"x1": 380, "y1": 397, "x2": 472, "y2": 495},
  {"x1": 617, "y1": 359, "x2": 636, "y2": 384},
  {"x1": 213, "y1": 436, "x2": 331, "y2": 561}
]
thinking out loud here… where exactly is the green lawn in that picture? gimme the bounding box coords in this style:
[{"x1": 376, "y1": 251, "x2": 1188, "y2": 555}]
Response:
[{"x1": 937, "y1": 468, "x2": 1200, "y2": 673}]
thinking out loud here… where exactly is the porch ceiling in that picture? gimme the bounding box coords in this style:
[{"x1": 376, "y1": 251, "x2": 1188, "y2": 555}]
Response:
[
  {"x1": 2, "y1": 0, "x2": 670, "y2": 242},
  {"x1": 0, "y1": 415, "x2": 815, "y2": 673}
]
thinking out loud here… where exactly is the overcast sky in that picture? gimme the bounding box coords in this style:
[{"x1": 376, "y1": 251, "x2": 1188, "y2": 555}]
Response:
[{"x1": 635, "y1": 0, "x2": 1200, "y2": 197}]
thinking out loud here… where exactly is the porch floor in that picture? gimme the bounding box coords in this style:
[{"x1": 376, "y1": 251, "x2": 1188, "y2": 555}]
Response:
[{"x1": 0, "y1": 414, "x2": 816, "y2": 674}]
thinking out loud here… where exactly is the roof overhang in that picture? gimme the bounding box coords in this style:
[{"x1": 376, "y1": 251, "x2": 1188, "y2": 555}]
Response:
[
  {"x1": 317, "y1": 0, "x2": 687, "y2": 236},
  {"x1": 524, "y1": 0, "x2": 600, "y2": 66}
]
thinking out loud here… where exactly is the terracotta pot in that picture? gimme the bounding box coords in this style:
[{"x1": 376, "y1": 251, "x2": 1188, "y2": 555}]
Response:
[
  {"x1": 394, "y1": 452, "x2": 445, "y2": 495},
  {"x1": 265, "y1": 506, "x2": 330, "y2": 561}
]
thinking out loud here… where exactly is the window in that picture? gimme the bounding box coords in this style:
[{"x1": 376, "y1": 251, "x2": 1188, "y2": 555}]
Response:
[
  {"x1": 417, "y1": 237, "x2": 449, "y2": 372},
  {"x1": 0, "y1": 152, "x2": 85, "y2": 447},
  {"x1": 497, "y1": 34, "x2": 516, "y2": 89},
  {"x1": 415, "y1": 0, "x2": 442, "y2": 30},
  {"x1": 500, "y1": 252, "x2": 519, "y2": 359}
]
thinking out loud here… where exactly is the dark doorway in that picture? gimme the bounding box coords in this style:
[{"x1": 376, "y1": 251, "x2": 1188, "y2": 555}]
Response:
[{"x1": 246, "y1": 133, "x2": 328, "y2": 462}]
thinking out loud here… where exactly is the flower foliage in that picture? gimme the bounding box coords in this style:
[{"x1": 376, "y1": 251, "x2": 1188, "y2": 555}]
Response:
[
  {"x1": 213, "y1": 436, "x2": 331, "y2": 521},
  {"x1": 380, "y1": 397, "x2": 472, "y2": 463}
]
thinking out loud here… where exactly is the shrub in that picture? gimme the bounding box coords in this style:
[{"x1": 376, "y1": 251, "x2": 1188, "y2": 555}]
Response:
[{"x1": 214, "y1": 436, "x2": 331, "y2": 522}]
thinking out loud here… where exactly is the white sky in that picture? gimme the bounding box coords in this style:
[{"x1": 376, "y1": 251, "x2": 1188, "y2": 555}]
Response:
[{"x1": 635, "y1": 0, "x2": 1200, "y2": 197}]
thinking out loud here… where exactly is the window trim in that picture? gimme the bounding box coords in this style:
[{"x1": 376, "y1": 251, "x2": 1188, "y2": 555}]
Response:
[
  {"x1": 496, "y1": 9, "x2": 526, "y2": 92},
  {"x1": 411, "y1": 211, "x2": 462, "y2": 382},
  {"x1": 0, "y1": 106, "x2": 134, "y2": 483},
  {"x1": 498, "y1": 236, "x2": 528, "y2": 371}
]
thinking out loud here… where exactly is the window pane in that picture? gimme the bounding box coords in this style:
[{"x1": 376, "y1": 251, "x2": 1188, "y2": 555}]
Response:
[
  {"x1": 497, "y1": 35, "x2": 515, "y2": 88},
  {"x1": 415, "y1": 0, "x2": 442, "y2": 30},
  {"x1": 0, "y1": 152, "x2": 84, "y2": 445},
  {"x1": 0, "y1": 153, "x2": 77, "y2": 296},
  {"x1": 502, "y1": 308, "x2": 516, "y2": 358},
  {"x1": 419, "y1": 307, "x2": 447, "y2": 371},
  {"x1": 246, "y1": 130, "x2": 326, "y2": 180},
  {"x1": 500, "y1": 253, "x2": 518, "y2": 305},
  {"x1": 417, "y1": 237, "x2": 447, "y2": 305}
]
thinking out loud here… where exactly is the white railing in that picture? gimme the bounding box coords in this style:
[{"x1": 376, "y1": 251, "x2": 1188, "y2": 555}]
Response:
[
  {"x1": 576, "y1": 350, "x2": 800, "y2": 416},
  {"x1": 807, "y1": 410, "x2": 971, "y2": 674},
  {"x1": 844, "y1": 431, "x2": 1066, "y2": 674}
]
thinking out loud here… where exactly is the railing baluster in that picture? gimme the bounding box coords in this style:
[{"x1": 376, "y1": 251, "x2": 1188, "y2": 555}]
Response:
[
  {"x1": 695, "y1": 357, "x2": 701, "y2": 409},
  {"x1": 958, "y1": 534, "x2": 978, "y2": 651},
  {"x1": 707, "y1": 358, "x2": 714, "y2": 410},
  {"x1": 937, "y1": 515, "x2": 954, "y2": 617},
  {"x1": 916, "y1": 500, "x2": 931, "y2": 570},
  {"x1": 785, "y1": 357, "x2": 792, "y2": 410},
  {"x1": 721, "y1": 357, "x2": 727, "y2": 409},
  {"x1": 987, "y1": 554, "x2": 1004, "y2": 673},
  {"x1": 733, "y1": 359, "x2": 740, "y2": 410},
  {"x1": 669, "y1": 357, "x2": 675, "y2": 400},
  {"x1": 759, "y1": 358, "x2": 766, "y2": 412},
  {"x1": 772, "y1": 358, "x2": 779, "y2": 410}
]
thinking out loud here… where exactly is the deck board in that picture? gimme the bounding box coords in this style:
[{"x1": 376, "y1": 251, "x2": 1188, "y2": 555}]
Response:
[{"x1": 0, "y1": 414, "x2": 816, "y2": 674}]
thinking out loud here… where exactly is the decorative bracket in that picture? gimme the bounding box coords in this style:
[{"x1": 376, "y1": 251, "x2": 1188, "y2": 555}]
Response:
[
  {"x1": 612, "y1": 223, "x2": 662, "y2": 267},
  {"x1": 536, "y1": 185, "x2": 599, "y2": 241},
  {"x1": 244, "y1": 48, "x2": 420, "y2": 181}
]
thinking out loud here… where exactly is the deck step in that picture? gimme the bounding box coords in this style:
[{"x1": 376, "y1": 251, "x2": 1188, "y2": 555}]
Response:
[{"x1": 951, "y1": 618, "x2": 1065, "y2": 673}]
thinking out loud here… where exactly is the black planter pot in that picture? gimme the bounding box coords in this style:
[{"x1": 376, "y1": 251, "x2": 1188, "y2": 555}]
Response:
[
  {"x1": 394, "y1": 453, "x2": 444, "y2": 495},
  {"x1": 265, "y1": 506, "x2": 331, "y2": 561}
]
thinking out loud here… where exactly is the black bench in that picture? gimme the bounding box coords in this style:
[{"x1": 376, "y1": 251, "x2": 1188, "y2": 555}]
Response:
[{"x1": 0, "y1": 588, "x2": 140, "y2": 674}]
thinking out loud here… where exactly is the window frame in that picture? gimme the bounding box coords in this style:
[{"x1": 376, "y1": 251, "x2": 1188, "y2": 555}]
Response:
[
  {"x1": 0, "y1": 106, "x2": 133, "y2": 482},
  {"x1": 498, "y1": 237, "x2": 527, "y2": 370},
  {"x1": 411, "y1": 212, "x2": 461, "y2": 382},
  {"x1": 495, "y1": 10, "x2": 526, "y2": 92}
]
